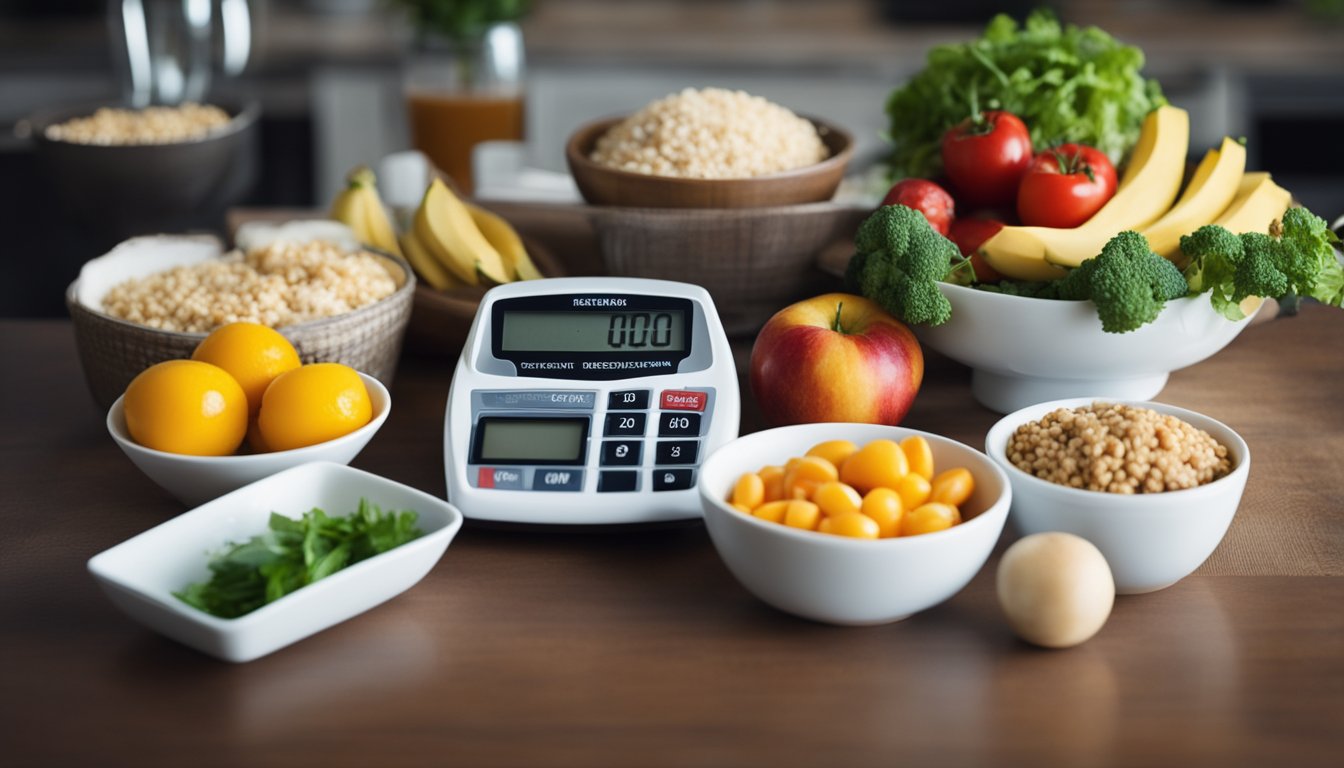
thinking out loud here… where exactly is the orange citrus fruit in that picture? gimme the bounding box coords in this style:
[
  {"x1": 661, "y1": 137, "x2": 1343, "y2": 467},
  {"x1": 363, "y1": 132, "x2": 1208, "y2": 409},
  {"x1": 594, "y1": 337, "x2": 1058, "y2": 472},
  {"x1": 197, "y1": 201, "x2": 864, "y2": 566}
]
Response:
[
  {"x1": 191, "y1": 322, "x2": 301, "y2": 417},
  {"x1": 123, "y1": 360, "x2": 248, "y2": 456},
  {"x1": 256, "y1": 363, "x2": 372, "y2": 452}
]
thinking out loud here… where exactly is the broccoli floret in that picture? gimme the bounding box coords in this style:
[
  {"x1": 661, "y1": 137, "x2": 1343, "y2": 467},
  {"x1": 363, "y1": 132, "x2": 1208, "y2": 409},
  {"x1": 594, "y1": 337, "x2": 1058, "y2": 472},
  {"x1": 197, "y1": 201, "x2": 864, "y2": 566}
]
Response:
[
  {"x1": 1180, "y1": 208, "x2": 1344, "y2": 320},
  {"x1": 845, "y1": 204, "x2": 968, "y2": 326},
  {"x1": 1076, "y1": 231, "x2": 1187, "y2": 332}
]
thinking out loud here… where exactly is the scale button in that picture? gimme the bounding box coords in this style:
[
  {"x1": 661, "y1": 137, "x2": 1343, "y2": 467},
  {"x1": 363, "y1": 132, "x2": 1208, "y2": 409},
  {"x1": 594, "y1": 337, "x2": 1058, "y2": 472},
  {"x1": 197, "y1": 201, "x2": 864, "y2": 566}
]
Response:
[
  {"x1": 608, "y1": 390, "x2": 651, "y2": 410},
  {"x1": 660, "y1": 390, "x2": 707, "y2": 411},
  {"x1": 477, "y1": 467, "x2": 525, "y2": 490},
  {"x1": 534, "y1": 469, "x2": 583, "y2": 491},
  {"x1": 655, "y1": 440, "x2": 699, "y2": 465},
  {"x1": 653, "y1": 469, "x2": 695, "y2": 491},
  {"x1": 598, "y1": 471, "x2": 639, "y2": 493},
  {"x1": 657, "y1": 412, "x2": 701, "y2": 437},
  {"x1": 601, "y1": 440, "x2": 643, "y2": 466},
  {"x1": 604, "y1": 412, "x2": 647, "y2": 437}
]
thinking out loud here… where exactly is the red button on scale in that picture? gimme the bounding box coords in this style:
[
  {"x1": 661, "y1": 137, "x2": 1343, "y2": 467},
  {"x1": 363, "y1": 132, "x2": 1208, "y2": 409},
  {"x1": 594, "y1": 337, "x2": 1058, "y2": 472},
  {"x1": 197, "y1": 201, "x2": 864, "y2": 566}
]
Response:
[
  {"x1": 660, "y1": 390, "x2": 706, "y2": 411},
  {"x1": 478, "y1": 467, "x2": 495, "y2": 488}
]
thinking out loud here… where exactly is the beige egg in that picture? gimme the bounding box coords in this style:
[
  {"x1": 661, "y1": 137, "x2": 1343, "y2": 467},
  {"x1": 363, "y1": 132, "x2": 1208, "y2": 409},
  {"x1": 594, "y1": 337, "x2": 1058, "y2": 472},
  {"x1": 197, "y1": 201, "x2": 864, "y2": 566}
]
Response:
[{"x1": 997, "y1": 532, "x2": 1115, "y2": 648}]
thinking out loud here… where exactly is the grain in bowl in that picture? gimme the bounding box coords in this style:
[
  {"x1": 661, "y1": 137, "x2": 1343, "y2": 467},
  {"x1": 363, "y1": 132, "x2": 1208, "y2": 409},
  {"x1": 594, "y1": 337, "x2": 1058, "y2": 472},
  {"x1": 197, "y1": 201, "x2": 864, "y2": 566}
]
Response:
[
  {"x1": 590, "y1": 87, "x2": 828, "y2": 179},
  {"x1": 44, "y1": 103, "x2": 232, "y2": 145},
  {"x1": 1006, "y1": 402, "x2": 1231, "y2": 494},
  {"x1": 101, "y1": 239, "x2": 399, "y2": 333}
]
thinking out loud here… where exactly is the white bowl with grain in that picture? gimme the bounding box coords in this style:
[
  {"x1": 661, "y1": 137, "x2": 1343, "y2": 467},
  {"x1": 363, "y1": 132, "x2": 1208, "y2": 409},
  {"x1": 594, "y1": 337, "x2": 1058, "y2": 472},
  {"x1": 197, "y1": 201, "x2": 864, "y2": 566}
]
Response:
[{"x1": 985, "y1": 398, "x2": 1250, "y2": 594}]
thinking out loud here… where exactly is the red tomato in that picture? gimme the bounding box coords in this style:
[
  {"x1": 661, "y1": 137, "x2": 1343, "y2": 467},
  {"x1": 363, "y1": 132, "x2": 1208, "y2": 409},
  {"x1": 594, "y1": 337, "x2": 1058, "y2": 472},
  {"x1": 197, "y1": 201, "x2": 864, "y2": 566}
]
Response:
[
  {"x1": 947, "y1": 217, "x2": 1004, "y2": 283},
  {"x1": 880, "y1": 179, "x2": 955, "y2": 235},
  {"x1": 1016, "y1": 144, "x2": 1119, "y2": 229},
  {"x1": 940, "y1": 111, "x2": 1033, "y2": 208}
]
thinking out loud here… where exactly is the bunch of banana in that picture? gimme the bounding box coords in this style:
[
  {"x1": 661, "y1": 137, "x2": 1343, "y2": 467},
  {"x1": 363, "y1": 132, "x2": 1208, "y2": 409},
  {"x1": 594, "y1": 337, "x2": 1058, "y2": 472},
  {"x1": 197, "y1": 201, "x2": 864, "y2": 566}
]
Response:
[
  {"x1": 329, "y1": 166, "x2": 403, "y2": 258},
  {"x1": 979, "y1": 105, "x2": 1292, "y2": 281},
  {"x1": 403, "y1": 178, "x2": 544, "y2": 289}
]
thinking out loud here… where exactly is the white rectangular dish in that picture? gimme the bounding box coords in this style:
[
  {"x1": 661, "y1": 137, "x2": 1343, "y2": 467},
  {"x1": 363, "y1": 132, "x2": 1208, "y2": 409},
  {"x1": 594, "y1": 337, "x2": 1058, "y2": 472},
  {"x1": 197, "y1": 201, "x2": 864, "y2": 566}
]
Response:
[{"x1": 88, "y1": 461, "x2": 462, "y2": 663}]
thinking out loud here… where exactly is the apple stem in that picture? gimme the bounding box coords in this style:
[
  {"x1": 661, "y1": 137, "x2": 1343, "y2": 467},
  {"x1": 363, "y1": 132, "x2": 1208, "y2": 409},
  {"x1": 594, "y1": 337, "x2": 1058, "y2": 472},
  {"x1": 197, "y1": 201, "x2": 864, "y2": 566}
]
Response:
[{"x1": 832, "y1": 302, "x2": 847, "y2": 334}]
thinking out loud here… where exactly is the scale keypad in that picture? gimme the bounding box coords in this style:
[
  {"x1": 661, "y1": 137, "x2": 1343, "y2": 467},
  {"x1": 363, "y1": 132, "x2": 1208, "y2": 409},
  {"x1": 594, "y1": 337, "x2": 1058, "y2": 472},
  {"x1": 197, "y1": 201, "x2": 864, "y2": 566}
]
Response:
[{"x1": 469, "y1": 387, "x2": 713, "y2": 493}]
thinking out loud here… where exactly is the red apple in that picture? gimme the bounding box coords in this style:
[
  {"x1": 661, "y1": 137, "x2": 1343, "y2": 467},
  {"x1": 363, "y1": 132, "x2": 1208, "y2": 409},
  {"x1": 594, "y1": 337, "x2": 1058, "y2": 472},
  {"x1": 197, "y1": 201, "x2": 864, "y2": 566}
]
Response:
[{"x1": 750, "y1": 293, "x2": 924, "y2": 427}]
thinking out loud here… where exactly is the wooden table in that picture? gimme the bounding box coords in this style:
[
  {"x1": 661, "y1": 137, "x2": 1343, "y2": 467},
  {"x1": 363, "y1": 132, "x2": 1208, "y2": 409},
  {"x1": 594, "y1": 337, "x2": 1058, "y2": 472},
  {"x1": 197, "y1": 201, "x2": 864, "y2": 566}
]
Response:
[{"x1": 3, "y1": 309, "x2": 1342, "y2": 767}]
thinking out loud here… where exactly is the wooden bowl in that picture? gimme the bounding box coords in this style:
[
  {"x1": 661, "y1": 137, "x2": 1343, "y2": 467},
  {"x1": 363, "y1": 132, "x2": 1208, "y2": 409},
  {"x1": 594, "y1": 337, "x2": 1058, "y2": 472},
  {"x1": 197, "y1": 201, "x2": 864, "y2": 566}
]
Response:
[{"x1": 565, "y1": 116, "x2": 853, "y2": 209}]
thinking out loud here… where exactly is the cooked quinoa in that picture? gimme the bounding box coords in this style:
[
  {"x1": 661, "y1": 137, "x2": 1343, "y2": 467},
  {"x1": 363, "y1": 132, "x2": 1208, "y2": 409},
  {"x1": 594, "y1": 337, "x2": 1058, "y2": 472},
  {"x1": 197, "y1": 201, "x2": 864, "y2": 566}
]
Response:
[
  {"x1": 101, "y1": 240, "x2": 399, "y2": 332},
  {"x1": 45, "y1": 103, "x2": 231, "y2": 145},
  {"x1": 589, "y1": 87, "x2": 828, "y2": 179},
  {"x1": 1007, "y1": 402, "x2": 1232, "y2": 494}
]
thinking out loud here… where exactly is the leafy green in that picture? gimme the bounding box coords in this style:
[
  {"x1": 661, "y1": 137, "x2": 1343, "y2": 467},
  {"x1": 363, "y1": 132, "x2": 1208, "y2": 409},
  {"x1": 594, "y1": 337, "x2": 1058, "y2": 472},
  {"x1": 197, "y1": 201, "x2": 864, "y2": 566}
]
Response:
[
  {"x1": 845, "y1": 204, "x2": 972, "y2": 326},
  {"x1": 175, "y1": 499, "x2": 423, "y2": 619},
  {"x1": 885, "y1": 9, "x2": 1166, "y2": 179},
  {"x1": 1180, "y1": 208, "x2": 1344, "y2": 321},
  {"x1": 395, "y1": 0, "x2": 530, "y2": 44}
]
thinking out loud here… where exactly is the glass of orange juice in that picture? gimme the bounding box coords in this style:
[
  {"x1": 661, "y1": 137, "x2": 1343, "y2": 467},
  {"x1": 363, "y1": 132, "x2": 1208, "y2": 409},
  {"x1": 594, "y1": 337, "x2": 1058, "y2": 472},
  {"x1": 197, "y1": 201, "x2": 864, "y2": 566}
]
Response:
[{"x1": 404, "y1": 22, "x2": 525, "y2": 196}]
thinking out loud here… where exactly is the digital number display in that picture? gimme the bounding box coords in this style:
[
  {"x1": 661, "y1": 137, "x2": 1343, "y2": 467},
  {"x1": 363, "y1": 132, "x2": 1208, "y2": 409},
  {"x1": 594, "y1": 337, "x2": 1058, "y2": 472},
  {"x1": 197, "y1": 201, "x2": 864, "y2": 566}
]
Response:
[
  {"x1": 476, "y1": 418, "x2": 587, "y2": 464},
  {"x1": 500, "y1": 311, "x2": 686, "y2": 353}
]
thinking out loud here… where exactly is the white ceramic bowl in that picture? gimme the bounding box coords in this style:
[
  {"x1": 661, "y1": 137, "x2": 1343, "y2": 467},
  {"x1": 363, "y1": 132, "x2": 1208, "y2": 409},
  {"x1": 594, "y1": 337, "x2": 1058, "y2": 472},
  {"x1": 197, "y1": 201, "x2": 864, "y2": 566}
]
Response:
[
  {"x1": 107, "y1": 372, "x2": 391, "y2": 506},
  {"x1": 985, "y1": 398, "x2": 1250, "y2": 594},
  {"x1": 914, "y1": 283, "x2": 1256, "y2": 414},
  {"x1": 87, "y1": 461, "x2": 463, "y2": 663},
  {"x1": 698, "y1": 423, "x2": 1011, "y2": 626}
]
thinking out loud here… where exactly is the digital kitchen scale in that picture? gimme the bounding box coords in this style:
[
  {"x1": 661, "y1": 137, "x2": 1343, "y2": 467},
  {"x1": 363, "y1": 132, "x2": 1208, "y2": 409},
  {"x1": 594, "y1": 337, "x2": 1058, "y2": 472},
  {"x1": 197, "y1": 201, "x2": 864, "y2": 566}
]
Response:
[{"x1": 444, "y1": 277, "x2": 741, "y2": 524}]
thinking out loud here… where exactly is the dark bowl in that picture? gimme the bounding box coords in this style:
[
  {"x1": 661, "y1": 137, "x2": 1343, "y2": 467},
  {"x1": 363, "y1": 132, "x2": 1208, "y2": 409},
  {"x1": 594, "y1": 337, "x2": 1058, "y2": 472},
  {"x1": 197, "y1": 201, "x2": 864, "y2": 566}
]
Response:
[
  {"x1": 27, "y1": 101, "x2": 261, "y2": 242},
  {"x1": 565, "y1": 115, "x2": 854, "y2": 209}
]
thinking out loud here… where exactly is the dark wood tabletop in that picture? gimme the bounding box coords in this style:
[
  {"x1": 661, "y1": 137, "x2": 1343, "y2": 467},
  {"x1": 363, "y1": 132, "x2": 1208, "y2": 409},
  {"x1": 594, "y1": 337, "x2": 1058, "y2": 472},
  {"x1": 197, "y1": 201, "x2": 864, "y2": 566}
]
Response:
[{"x1": 2, "y1": 308, "x2": 1342, "y2": 768}]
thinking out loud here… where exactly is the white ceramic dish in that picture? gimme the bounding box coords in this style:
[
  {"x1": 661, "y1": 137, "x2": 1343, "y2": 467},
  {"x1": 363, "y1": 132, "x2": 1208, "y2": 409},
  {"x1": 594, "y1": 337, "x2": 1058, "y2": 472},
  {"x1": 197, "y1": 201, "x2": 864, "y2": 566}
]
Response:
[
  {"x1": 108, "y1": 372, "x2": 391, "y2": 506},
  {"x1": 985, "y1": 398, "x2": 1250, "y2": 594},
  {"x1": 698, "y1": 422, "x2": 1011, "y2": 626},
  {"x1": 914, "y1": 283, "x2": 1256, "y2": 414},
  {"x1": 87, "y1": 461, "x2": 462, "y2": 663}
]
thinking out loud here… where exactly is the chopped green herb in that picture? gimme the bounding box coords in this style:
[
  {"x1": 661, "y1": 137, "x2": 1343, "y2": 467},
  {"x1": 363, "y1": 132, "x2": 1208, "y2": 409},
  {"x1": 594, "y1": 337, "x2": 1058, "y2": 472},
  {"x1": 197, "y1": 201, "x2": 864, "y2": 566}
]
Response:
[{"x1": 175, "y1": 499, "x2": 423, "y2": 619}]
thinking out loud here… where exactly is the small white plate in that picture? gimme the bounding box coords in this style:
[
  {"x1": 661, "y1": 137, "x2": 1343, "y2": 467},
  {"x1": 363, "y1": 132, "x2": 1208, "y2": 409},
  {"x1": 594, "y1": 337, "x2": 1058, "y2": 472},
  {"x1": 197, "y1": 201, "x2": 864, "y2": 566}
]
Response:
[{"x1": 88, "y1": 462, "x2": 462, "y2": 663}]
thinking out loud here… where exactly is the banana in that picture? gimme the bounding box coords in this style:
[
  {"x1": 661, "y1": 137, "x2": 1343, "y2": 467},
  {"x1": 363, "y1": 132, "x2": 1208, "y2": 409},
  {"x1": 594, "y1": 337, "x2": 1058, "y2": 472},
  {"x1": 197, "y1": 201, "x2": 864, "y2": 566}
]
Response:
[
  {"x1": 979, "y1": 105, "x2": 1190, "y2": 280},
  {"x1": 399, "y1": 230, "x2": 460, "y2": 291},
  {"x1": 468, "y1": 203, "x2": 544, "y2": 281},
  {"x1": 330, "y1": 166, "x2": 403, "y2": 257},
  {"x1": 414, "y1": 179, "x2": 511, "y2": 286},
  {"x1": 1211, "y1": 172, "x2": 1292, "y2": 234},
  {"x1": 1140, "y1": 136, "x2": 1246, "y2": 260}
]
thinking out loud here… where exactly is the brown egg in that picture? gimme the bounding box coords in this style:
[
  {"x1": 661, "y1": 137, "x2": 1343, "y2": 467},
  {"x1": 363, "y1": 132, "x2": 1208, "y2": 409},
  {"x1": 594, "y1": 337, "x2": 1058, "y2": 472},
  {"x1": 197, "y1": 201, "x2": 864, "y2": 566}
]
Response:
[{"x1": 997, "y1": 532, "x2": 1115, "y2": 648}]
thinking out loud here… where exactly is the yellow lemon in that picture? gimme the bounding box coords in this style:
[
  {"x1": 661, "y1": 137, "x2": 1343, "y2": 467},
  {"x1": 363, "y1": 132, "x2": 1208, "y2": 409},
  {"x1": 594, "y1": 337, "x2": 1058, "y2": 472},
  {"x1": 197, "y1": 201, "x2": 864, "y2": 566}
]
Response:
[
  {"x1": 123, "y1": 360, "x2": 248, "y2": 456},
  {"x1": 257, "y1": 363, "x2": 372, "y2": 452},
  {"x1": 192, "y1": 322, "x2": 301, "y2": 417}
]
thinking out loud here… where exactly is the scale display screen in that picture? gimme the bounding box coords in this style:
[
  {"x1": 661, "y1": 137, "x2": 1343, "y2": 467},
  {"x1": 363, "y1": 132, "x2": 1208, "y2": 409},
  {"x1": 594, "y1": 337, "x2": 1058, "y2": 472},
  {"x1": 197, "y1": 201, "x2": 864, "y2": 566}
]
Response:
[
  {"x1": 472, "y1": 417, "x2": 589, "y2": 465},
  {"x1": 500, "y1": 310, "x2": 687, "y2": 353}
]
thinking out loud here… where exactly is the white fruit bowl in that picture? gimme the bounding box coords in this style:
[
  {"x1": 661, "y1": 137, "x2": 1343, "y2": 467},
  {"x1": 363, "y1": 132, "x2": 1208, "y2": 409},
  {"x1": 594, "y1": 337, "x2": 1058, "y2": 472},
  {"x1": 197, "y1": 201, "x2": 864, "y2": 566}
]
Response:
[
  {"x1": 107, "y1": 372, "x2": 391, "y2": 507},
  {"x1": 698, "y1": 422, "x2": 1011, "y2": 626},
  {"x1": 87, "y1": 462, "x2": 462, "y2": 663},
  {"x1": 914, "y1": 283, "x2": 1256, "y2": 414},
  {"x1": 985, "y1": 398, "x2": 1249, "y2": 594}
]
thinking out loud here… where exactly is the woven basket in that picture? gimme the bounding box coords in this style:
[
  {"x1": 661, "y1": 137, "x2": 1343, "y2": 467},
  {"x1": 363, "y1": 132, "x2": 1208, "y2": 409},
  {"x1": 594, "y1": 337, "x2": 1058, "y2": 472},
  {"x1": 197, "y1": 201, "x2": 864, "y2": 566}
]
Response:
[{"x1": 68, "y1": 237, "x2": 416, "y2": 411}]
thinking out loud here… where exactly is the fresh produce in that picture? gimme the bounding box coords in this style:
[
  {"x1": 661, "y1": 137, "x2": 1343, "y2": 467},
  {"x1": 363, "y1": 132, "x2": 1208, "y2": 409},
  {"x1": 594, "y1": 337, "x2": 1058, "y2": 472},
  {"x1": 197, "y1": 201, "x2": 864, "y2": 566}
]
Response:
[
  {"x1": 980, "y1": 231, "x2": 1188, "y2": 333},
  {"x1": 997, "y1": 532, "x2": 1115, "y2": 649},
  {"x1": 175, "y1": 499, "x2": 423, "y2": 619},
  {"x1": 1206, "y1": 172, "x2": 1293, "y2": 241},
  {"x1": 190, "y1": 322, "x2": 301, "y2": 418},
  {"x1": 728, "y1": 436, "x2": 974, "y2": 539},
  {"x1": 1016, "y1": 143, "x2": 1118, "y2": 229},
  {"x1": 879, "y1": 179, "x2": 955, "y2": 236},
  {"x1": 123, "y1": 360, "x2": 248, "y2": 457},
  {"x1": 1140, "y1": 137, "x2": 1246, "y2": 259},
  {"x1": 1182, "y1": 207, "x2": 1344, "y2": 321},
  {"x1": 330, "y1": 166, "x2": 403, "y2": 258},
  {"x1": 415, "y1": 177, "x2": 509, "y2": 285},
  {"x1": 979, "y1": 105, "x2": 1190, "y2": 279},
  {"x1": 947, "y1": 217, "x2": 1004, "y2": 282},
  {"x1": 843, "y1": 204, "x2": 972, "y2": 327},
  {"x1": 885, "y1": 10, "x2": 1165, "y2": 180},
  {"x1": 749, "y1": 293, "x2": 924, "y2": 427},
  {"x1": 941, "y1": 110, "x2": 1033, "y2": 208},
  {"x1": 257, "y1": 363, "x2": 373, "y2": 452}
]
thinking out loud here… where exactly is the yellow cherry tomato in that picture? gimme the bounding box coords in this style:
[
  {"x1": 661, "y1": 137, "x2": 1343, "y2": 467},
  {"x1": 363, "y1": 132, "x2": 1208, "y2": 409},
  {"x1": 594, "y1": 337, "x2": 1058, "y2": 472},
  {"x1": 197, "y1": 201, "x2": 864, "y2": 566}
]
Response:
[
  {"x1": 732, "y1": 472, "x2": 765, "y2": 510},
  {"x1": 931, "y1": 467, "x2": 975, "y2": 507},
  {"x1": 783, "y1": 455, "x2": 839, "y2": 499},
  {"x1": 752, "y1": 500, "x2": 789, "y2": 524},
  {"x1": 806, "y1": 439, "x2": 859, "y2": 470},
  {"x1": 901, "y1": 503, "x2": 962, "y2": 537},
  {"x1": 838, "y1": 439, "x2": 908, "y2": 495},
  {"x1": 860, "y1": 487, "x2": 904, "y2": 538},
  {"x1": 894, "y1": 472, "x2": 932, "y2": 511},
  {"x1": 784, "y1": 500, "x2": 822, "y2": 531},
  {"x1": 821, "y1": 512, "x2": 880, "y2": 539},
  {"x1": 811, "y1": 480, "x2": 862, "y2": 518},
  {"x1": 900, "y1": 435, "x2": 935, "y2": 481},
  {"x1": 758, "y1": 465, "x2": 786, "y2": 503}
]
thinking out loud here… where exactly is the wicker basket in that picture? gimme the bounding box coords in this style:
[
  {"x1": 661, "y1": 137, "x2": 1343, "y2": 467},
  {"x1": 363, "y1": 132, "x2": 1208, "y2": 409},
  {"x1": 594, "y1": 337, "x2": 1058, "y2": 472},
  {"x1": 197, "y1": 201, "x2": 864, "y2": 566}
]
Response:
[{"x1": 67, "y1": 235, "x2": 416, "y2": 411}]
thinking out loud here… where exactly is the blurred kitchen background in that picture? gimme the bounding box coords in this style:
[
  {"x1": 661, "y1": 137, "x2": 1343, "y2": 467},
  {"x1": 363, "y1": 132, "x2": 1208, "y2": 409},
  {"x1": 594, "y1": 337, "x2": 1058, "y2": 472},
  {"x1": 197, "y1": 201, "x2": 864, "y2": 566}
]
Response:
[{"x1": 3, "y1": 0, "x2": 1342, "y2": 317}]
